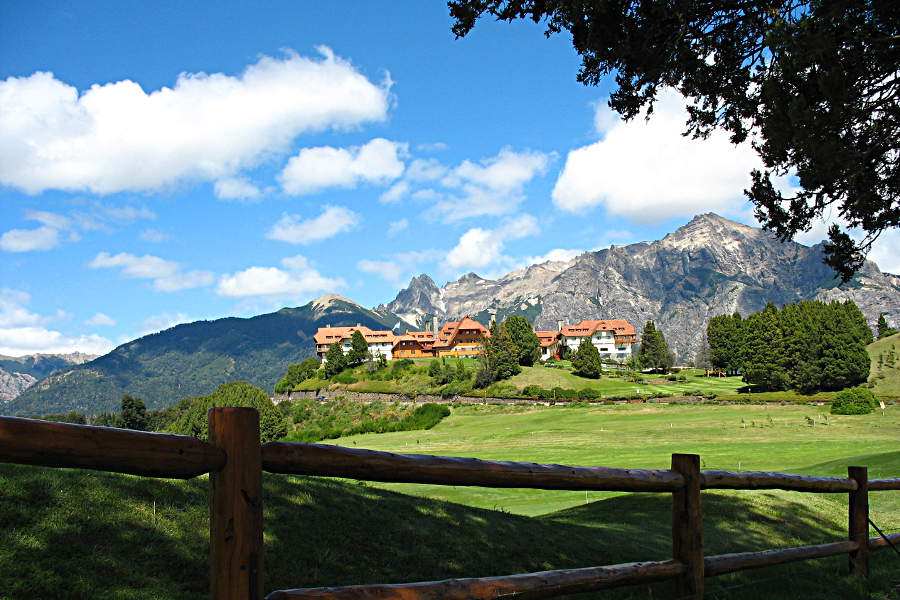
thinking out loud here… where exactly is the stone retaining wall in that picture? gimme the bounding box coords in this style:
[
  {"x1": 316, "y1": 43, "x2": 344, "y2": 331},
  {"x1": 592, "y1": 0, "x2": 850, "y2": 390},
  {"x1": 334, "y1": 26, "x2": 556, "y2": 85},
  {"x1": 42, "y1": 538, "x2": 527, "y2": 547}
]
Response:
[{"x1": 273, "y1": 389, "x2": 553, "y2": 406}]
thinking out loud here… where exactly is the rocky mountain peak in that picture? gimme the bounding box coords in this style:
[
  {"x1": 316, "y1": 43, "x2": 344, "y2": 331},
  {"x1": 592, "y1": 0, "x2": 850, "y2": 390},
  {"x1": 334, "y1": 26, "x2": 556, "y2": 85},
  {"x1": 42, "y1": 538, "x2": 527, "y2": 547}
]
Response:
[
  {"x1": 662, "y1": 212, "x2": 762, "y2": 250},
  {"x1": 310, "y1": 293, "x2": 364, "y2": 315}
]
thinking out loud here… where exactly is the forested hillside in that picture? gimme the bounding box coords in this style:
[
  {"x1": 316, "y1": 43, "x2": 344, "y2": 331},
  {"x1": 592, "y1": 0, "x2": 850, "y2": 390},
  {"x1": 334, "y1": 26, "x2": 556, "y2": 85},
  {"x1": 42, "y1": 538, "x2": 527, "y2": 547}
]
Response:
[{"x1": 5, "y1": 296, "x2": 402, "y2": 415}]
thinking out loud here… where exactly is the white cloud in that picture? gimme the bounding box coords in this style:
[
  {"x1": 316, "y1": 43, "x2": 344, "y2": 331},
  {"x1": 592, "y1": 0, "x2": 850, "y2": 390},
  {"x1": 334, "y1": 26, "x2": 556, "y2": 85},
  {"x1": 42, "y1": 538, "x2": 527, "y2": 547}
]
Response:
[
  {"x1": 139, "y1": 228, "x2": 170, "y2": 243},
  {"x1": 0, "y1": 289, "x2": 113, "y2": 355},
  {"x1": 445, "y1": 214, "x2": 539, "y2": 271},
  {"x1": 415, "y1": 142, "x2": 449, "y2": 153},
  {"x1": 85, "y1": 312, "x2": 116, "y2": 326},
  {"x1": 357, "y1": 259, "x2": 405, "y2": 284},
  {"x1": 279, "y1": 138, "x2": 406, "y2": 195},
  {"x1": 217, "y1": 254, "x2": 344, "y2": 298},
  {"x1": 869, "y1": 229, "x2": 900, "y2": 275},
  {"x1": 89, "y1": 251, "x2": 214, "y2": 291},
  {"x1": 552, "y1": 88, "x2": 765, "y2": 222},
  {"x1": 356, "y1": 249, "x2": 444, "y2": 284},
  {"x1": 136, "y1": 312, "x2": 193, "y2": 337},
  {"x1": 267, "y1": 205, "x2": 360, "y2": 244},
  {"x1": 406, "y1": 158, "x2": 448, "y2": 182},
  {"x1": 0, "y1": 289, "x2": 42, "y2": 327},
  {"x1": 380, "y1": 181, "x2": 409, "y2": 203},
  {"x1": 0, "y1": 48, "x2": 391, "y2": 194},
  {"x1": 432, "y1": 148, "x2": 551, "y2": 221},
  {"x1": 387, "y1": 218, "x2": 408, "y2": 237},
  {"x1": 0, "y1": 225, "x2": 60, "y2": 252},
  {"x1": 522, "y1": 248, "x2": 583, "y2": 266},
  {"x1": 214, "y1": 177, "x2": 262, "y2": 202}
]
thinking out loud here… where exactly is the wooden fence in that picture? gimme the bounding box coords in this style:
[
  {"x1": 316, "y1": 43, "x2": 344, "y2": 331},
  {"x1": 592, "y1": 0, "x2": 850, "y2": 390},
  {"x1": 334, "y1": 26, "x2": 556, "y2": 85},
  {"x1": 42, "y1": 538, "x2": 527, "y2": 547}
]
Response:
[{"x1": 1, "y1": 407, "x2": 898, "y2": 600}]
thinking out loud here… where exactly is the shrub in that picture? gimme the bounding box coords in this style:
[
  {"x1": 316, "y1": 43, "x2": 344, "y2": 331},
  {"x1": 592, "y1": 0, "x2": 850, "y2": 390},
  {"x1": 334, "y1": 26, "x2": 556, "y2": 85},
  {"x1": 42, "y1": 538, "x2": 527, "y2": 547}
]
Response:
[
  {"x1": 522, "y1": 385, "x2": 543, "y2": 398},
  {"x1": 830, "y1": 387, "x2": 877, "y2": 415},
  {"x1": 578, "y1": 388, "x2": 601, "y2": 400}
]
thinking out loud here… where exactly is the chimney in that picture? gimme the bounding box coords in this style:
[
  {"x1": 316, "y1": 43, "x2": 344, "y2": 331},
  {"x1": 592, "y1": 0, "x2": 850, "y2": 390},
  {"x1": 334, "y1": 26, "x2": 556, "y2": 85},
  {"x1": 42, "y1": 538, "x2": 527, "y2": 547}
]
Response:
[
  {"x1": 356, "y1": 323, "x2": 361, "y2": 327},
  {"x1": 432, "y1": 316, "x2": 438, "y2": 333},
  {"x1": 489, "y1": 308, "x2": 497, "y2": 327},
  {"x1": 557, "y1": 319, "x2": 564, "y2": 332}
]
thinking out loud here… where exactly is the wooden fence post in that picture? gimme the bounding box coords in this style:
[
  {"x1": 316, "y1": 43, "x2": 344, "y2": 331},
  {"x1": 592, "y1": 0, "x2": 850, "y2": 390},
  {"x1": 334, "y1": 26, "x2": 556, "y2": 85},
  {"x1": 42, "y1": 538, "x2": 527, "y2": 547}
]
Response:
[
  {"x1": 847, "y1": 465, "x2": 868, "y2": 579},
  {"x1": 209, "y1": 407, "x2": 264, "y2": 600},
  {"x1": 672, "y1": 453, "x2": 704, "y2": 600}
]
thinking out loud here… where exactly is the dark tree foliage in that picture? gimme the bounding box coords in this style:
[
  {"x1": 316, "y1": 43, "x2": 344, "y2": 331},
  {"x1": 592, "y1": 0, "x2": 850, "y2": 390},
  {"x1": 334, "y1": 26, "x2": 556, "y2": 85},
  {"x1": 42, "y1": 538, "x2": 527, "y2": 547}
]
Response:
[
  {"x1": 571, "y1": 338, "x2": 603, "y2": 379},
  {"x1": 27, "y1": 411, "x2": 87, "y2": 424},
  {"x1": 168, "y1": 381, "x2": 287, "y2": 443},
  {"x1": 450, "y1": 0, "x2": 900, "y2": 281},
  {"x1": 119, "y1": 394, "x2": 148, "y2": 431},
  {"x1": 710, "y1": 299, "x2": 871, "y2": 392},
  {"x1": 274, "y1": 357, "x2": 321, "y2": 393},
  {"x1": 831, "y1": 387, "x2": 877, "y2": 414},
  {"x1": 877, "y1": 313, "x2": 899, "y2": 339},
  {"x1": 347, "y1": 330, "x2": 369, "y2": 366},
  {"x1": 706, "y1": 312, "x2": 745, "y2": 375},
  {"x1": 476, "y1": 322, "x2": 521, "y2": 387},
  {"x1": 638, "y1": 321, "x2": 670, "y2": 373},
  {"x1": 503, "y1": 315, "x2": 541, "y2": 366},
  {"x1": 742, "y1": 303, "x2": 790, "y2": 391},
  {"x1": 324, "y1": 341, "x2": 347, "y2": 378}
]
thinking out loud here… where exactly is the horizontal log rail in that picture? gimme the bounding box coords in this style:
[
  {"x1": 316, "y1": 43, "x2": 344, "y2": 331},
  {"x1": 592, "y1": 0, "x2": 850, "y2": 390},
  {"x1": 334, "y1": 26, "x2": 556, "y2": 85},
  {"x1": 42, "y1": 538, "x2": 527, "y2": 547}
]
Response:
[
  {"x1": 0, "y1": 415, "x2": 225, "y2": 479},
  {"x1": 868, "y1": 531, "x2": 900, "y2": 551},
  {"x1": 869, "y1": 478, "x2": 900, "y2": 491},
  {"x1": 261, "y1": 442, "x2": 685, "y2": 492},
  {"x1": 700, "y1": 469, "x2": 857, "y2": 492},
  {"x1": 704, "y1": 540, "x2": 859, "y2": 576},
  {"x1": 264, "y1": 559, "x2": 686, "y2": 600},
  {"x1": 1, "y1": 411, "x2": 898, "y2": 599}
]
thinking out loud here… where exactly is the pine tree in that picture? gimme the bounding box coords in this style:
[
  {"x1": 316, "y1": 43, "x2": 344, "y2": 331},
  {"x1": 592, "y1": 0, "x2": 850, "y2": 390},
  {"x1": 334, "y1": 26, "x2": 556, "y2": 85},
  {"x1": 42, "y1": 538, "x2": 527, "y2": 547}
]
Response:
[
  {"x1": 503, "y1": 315, "x2": 541, "y2": 366},
  {"x1": 707, "y1": 313, "x2": 745, "y2": 375},
  {"x1": 347, "y1": 330, "x2": 369, "y2": 366},
  {"x1": 816, "y1": 301, "x2": 870, "y2": 391},
  {"x1": 483, "y1": 321, "x2": 521, "y2": 381},
  {"x1": 571, "y1": 338, "x2": 603, "y2": 379},
  {"x1": 119, "y1": 394, "x2": 148, "y2": 431},
  {"x1": 638, "y1": 321, "x2": 670, "y2": 373},
  {"x1": 324, "y1": 341, "x2": 346, "y2": 378},
  {"x1": 742, "y1": 303, "x2": 789, "y2": 391}
]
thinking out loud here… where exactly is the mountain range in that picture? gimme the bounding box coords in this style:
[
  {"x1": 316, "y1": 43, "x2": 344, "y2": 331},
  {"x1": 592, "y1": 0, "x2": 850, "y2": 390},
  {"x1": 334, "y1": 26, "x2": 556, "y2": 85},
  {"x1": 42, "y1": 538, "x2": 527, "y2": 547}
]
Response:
[
  {"x1": 0, "y1": 352, "x2": 96, "y2": 404},
  {"x1": 5, "y1": 213, "x2": 899, "y2": 416}
]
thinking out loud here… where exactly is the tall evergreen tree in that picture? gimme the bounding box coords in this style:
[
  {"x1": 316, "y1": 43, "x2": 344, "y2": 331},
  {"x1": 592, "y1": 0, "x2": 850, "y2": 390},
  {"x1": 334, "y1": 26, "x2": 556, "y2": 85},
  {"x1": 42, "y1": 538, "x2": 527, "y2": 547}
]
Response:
[
  {"x1": 742, "y1": 302, "x2": 789, "y2": 391},
  {"x1": 707, "y1": 313, "x2": 745, "y2": 375},
  {"x1": 638, "y1": 321, "x2": 670, "y2": 373},
  {"x1": 503, "y1": 315, "x2": 541, "y2": 366},
  {"x1": 324, "y1": 341, "x2": 346, "y2": 378},
  {"x1": 347, "y1": 330, "x2": 369, "y2": 366},
  {"x1": 119, "y1": 394, "x2": 147, "y2": 431},
  {"x1": 571, "y1": 338, "x2": 603, "y2": 379},
  {"x1": 483, "y1": 321, "x2": 521, "y2": 381},
  {"x1": 816, "y1": 302, "x2": 870, "y2": 391}
]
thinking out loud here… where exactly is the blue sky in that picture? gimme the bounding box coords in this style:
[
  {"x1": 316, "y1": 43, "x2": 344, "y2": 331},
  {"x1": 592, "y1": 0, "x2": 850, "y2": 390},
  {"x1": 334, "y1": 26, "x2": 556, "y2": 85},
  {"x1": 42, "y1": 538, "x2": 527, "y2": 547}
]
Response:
[{"x1": 2, "y1": 1, "x2": 896, "y2": 357}]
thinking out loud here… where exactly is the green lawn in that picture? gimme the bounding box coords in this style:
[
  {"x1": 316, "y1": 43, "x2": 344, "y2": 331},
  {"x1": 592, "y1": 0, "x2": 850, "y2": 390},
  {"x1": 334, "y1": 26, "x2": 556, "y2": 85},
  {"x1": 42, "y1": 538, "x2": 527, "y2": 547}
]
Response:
[
  {"x1": 868, "y1": 332, "x2": 900, "y2": 396},
  {"x1": 2, "y1": 403, "x2": 898, "y2": 599},
  {"x1": 325, "y1": 403, "x2": 900, "y2": 522}
]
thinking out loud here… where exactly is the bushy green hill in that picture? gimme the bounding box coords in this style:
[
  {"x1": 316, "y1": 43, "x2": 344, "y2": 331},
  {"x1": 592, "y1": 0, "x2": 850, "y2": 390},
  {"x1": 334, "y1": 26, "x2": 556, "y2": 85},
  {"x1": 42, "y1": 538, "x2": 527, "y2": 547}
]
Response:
[
  {"x1": 4, "y1": 297, "x2": 403, "y2": 416},
  {"x1": 868, "y1": 332, "x2": 900, "y2": 396}
]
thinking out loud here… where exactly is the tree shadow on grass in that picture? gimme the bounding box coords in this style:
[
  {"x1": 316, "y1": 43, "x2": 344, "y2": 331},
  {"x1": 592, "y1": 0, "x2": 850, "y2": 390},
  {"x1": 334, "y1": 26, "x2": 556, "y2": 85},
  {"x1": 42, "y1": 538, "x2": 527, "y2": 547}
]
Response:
[
  {"x1": 2, "y1": 464, "x2": 897, "y2": 600},
  {"x1": 0, "y1": 463, "x2": 209, "y2": 599}
]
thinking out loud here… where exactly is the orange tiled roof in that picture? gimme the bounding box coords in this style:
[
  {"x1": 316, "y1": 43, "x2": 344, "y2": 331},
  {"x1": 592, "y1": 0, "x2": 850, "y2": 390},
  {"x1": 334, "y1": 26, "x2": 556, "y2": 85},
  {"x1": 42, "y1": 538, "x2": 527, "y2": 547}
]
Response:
[
  {"x1": 535, "y1": 331, "x2": 561, "y2": 348},
  {"x1": 313, "y1": 325, "x2": 396, "y2": 346},
  {"x1": 433, "y1": 316, "x2": 489, "y2": 349},
  {"x1": 560, "y1": 319, "x2": 636, "y2": 338}
]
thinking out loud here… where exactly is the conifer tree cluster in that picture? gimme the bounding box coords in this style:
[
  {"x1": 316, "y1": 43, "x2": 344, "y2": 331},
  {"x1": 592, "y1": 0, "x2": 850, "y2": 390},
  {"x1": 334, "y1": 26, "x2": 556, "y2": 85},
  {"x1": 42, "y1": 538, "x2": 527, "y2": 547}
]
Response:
[
  {"x1": 707, "y1": 300, "x2": 873, "y2": 393},
  {"x1": 475, "y1": 318, "x2": 530, "y2": 387}
]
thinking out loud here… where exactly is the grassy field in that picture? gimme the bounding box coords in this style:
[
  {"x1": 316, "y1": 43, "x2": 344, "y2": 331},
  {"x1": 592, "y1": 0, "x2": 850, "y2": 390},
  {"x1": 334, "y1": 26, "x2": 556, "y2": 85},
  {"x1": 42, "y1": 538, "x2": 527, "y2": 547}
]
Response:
[
  {"x1": 869, "y1": 332, "x2": 900, "y2": 396},
  {"x1": 2, "y1": 404, "x2": 899, "y2": 599}
]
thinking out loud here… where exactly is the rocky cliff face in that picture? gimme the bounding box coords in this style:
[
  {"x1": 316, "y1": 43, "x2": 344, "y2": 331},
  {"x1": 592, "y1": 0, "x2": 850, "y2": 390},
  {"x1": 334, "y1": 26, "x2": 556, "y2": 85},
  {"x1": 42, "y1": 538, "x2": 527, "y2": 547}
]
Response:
[
  {"x1": 0, "y1": 352, "x2": 97, "y2": 404},
  {"x1": 384, "y1": 213, "x2": 900, "y2": 361}
]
